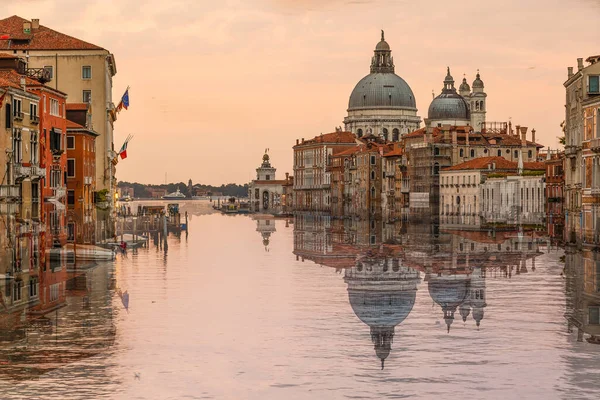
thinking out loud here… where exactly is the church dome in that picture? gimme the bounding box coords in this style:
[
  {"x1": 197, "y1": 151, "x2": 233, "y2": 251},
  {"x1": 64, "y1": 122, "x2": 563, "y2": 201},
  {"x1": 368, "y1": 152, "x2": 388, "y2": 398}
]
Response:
[
  {"x1": 459, "y1": 77, "x2": 471, "y2": 92},
  {"x1": 427, "y1": 275, "x2": 469, "y2": 309},
  {"x1": 428, "y1": 67, "x2": 470, "y2": 121},
  {"x1": 348, "y1": 31, "x2": 417, "y2": 111},
  {"x1": 348, "y1": 289, "x2": 416, "y2": 327},
  {"x1": 472, "y1": 71, "x2": 484, "y2": 89},
  {"x1": 349, "y1": 73, "x2": 417, "y2": 111}
]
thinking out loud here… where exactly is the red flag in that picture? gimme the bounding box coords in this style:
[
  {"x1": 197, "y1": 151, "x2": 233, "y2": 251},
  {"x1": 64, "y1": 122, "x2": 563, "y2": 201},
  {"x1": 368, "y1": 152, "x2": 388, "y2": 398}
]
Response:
[{"x1": 120, "y1": 149, "x2": 127, "y2": 160}]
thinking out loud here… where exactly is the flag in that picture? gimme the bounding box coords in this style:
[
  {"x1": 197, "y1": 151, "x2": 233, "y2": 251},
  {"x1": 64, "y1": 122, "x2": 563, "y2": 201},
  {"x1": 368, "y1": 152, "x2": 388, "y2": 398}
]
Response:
[
  {"x1": 117, "y1": 134, "x2": 133, "y2": 161},
  {"x1": 115, "y1": 87, "x2": 130, "y2": 113},
  {"x1": 121, "y1": 89, "x2": 129, "y2": 110}
]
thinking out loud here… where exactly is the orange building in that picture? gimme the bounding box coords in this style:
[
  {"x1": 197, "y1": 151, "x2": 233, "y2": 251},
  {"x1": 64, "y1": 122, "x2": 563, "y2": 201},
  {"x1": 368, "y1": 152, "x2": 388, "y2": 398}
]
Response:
[
  {"x1": 66, "y1": 104, "x2": 97, "y2": 244},
  {"x1": 27, "y1": 74, "x2": 68, "y2": 251}
]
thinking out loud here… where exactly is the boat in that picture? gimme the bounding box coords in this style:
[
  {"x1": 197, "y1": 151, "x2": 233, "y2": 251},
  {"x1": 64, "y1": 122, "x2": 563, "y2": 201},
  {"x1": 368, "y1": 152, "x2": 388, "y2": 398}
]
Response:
[
  {"x1": 217, "y1": 197, "x2": 251, "y2": 214},
  {"x1": 118, "y1": 195, "x2": 133, "y2": 202},
  {"x1": 48, "y1": 244, "x2": 116, "y2": 261},
  {"x1": 162, "y1": 189, "x2": 186, "y2": 200}
]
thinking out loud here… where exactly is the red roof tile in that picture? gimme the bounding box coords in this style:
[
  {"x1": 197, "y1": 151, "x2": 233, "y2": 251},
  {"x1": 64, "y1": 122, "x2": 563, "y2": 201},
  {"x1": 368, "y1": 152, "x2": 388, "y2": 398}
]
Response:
[
  {"x1": 66, "y1": 120, "x2": 85, "y2": 129},
  {"x1": 442, "y1": 156, "x2": 545, "y2": 172},
  {"x1": 0, "y1": 69, "x2": 40, "y2": 90},
  {"x1": 0, "y1": 52, "x2": 20, "y2": 59},
  {"x1": 295, "y1": 131, "x2": 357, "y2": 146},
  {"x1": 0, "y1": 16, "x2": 104, "y2": 51}
]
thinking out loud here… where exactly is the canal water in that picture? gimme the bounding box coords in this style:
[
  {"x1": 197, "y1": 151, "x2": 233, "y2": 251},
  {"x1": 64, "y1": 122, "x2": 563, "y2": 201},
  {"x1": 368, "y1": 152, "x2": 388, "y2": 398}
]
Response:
[{"x1": 1, "y1": 208, "x2": 600, "y2": 399}]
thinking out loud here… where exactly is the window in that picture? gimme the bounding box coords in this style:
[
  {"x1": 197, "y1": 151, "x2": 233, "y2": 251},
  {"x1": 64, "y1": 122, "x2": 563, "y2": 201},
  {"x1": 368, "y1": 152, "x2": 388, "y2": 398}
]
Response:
[
  {"x1": 30, "y1": 131, "x2": 38, "y2": 164},
  {"x1": 370, "y1": 155, "x2": 376, "y2": 165},
  {"x1": 30, "y1": 102, "x2": 37, "y2": 120},
  {"x1": 434, "y1": 147, "x2": 440, "y2": 156},
  {"x1": 590, "y1": 307, "x2": 600, "y2": 325},
  {"x1": 460, "y1": 149, "x2": 464, "y2": 157},
  {"x1": 370, "y1": 170, "x2": 375, "y2": 180},
  {"x1": 50, "y1": 98, "x2": 59, "y2": 116},
  {"x1": 357, "y1": 128, "x2": 363, "y2": 137},
  {"x1": 67, "y1": 159, "x2": 75, "y2": 177},
  {"x1": 589, "y1": 75, "x2": 600, "y2": 94},
  {"x1": 82, "y1": 90, "x2": 92, "y2": 103},
  {"x1": 67, "y1": 190, "x2": 75, "y2": 205},
  {"x1": 470, "y1": 149, "x2": 475, "y2": 158},
  {"x1": 497, "y1": 149, "x2": 502, "y2": 156},
  {"x1": 82, "y1": 65, "x2": 92, "y2": 79},
  {"x1": 12, "y1": 129, "x2": 22, "y2": 162},
  {"x1": 12, "y1": 98, "x2": 22, "y2": 118},
  {"x1": 528, "y1": 150, "x2": 533, "y2": 159},
  {"x1": 514, "y1": 150, "x2": 519, "y2": 159},
  {"x1": 50, "y1": 283, "x2": 59, "y2": 302},
  {"x1": 50, "y1": 128, "x2": 62, "y2": 154},
  {"x1": 67, "y1": 135, "x2": 75, "y2": 149},
  {"x1": 265, "y1": 175, "x2": 270, "y2": 181},
  {"x1": 44, "y1": 65, "x2": 53, "y2": 79}
]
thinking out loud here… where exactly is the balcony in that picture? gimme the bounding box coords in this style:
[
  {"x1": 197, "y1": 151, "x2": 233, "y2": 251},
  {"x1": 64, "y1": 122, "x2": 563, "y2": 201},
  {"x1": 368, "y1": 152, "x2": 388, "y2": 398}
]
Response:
[
  {"x1": 84, "y1": 176, "x2": 92, "y2": 185},
  {"x1": 385, "y1": 171, "x2": 395, "y2": 178},
  {"x1": 0, "y1": 185, "x2": 20, "y2": 200},
  {"x1": 31, "y1": 165, "x2": 46, "y2": 179},
  {"x1": 0, "y1": 202, "x2": 18, "y2": 215},
  {"x1": 13, "y1": 111, "x2": 24, "y2": 121},
  {"x1": 590, "y1": 138, "x2": 600, "y2": 153},
  {"x1": 591, "y1": 188, "x2": 600, "y2": 196},
  {"x1": 30, "y1": 114, "x2": 39, "y2": 125},
  {"x1": 13, "y1": 163, "x2": 30, "y2": 180},
  {"x1": 49, "y1": 186, "x2": 66, "y2": 200},
  {"x1": 26, "y1": 67, "x2": 52, "y2": 84},
  {"x1": 565, "y1": 145, "x2": 581, "y2": 158}
]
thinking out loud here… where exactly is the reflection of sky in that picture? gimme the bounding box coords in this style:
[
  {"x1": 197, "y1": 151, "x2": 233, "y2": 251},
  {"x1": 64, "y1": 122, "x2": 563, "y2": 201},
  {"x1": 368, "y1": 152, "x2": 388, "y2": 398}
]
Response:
[
  {"x1": 4, "y1": 0, "x2": 599, "y2": 185},
  {"x1": 0, "y1": 214, "x2": 596, "y2": 398}
]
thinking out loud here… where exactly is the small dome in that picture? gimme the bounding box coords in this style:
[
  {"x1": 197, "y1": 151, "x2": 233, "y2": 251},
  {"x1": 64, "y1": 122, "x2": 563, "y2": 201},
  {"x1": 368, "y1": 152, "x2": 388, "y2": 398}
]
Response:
[
  {"x1": 428, "y1": 93, "x2": 470, "y2": 121},
  {"x1": 376, "y1": 39, "x2": 390, "y2": 51},
  {"x1": 459, "y1": 77, "x2": 471, "y2": 92},
  {"x1": 428, "y1": 276, "x2": 469, "y2": 309},
  {"x1": 472, "y1": 71, "x2": 484, "y2": 89}
]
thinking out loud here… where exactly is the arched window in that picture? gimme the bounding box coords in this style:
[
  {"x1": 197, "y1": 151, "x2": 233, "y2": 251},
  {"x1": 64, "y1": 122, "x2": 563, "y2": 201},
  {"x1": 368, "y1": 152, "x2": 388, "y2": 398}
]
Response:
[
  {"x1": 357, "y1": 128, "x2": 363, "y2": 137},
  {"x1": 470, "y1": 149, "x2": 475, "y2": 158},
  {"x1": 382, "y1": 128, "x2": 389, "y2": 141},
  {"x1": 370, "y1": 187, "x2": 376, "y2": 198},
  {"x1": 434, "y1": 147, "x2": 440, "y2": 156},
  {"x1": 392, "y1": 128, "x2": 400, "y2": 141},
  {"x1": 497, "y1": 149, "x2": 502, "y2": 156},
  {"x1": 433, "y1": 162, "x2": 440, "y2": 175},
  {"x1": 460, "y1": 149, "x2": 464, "y2": 157}
]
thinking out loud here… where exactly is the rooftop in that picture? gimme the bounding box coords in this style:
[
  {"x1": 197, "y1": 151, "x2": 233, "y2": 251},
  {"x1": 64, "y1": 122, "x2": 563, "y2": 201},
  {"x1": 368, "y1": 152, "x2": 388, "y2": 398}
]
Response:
[
  {"x1": 295, "y1": 131, "x2": 357, "y2": 147},
  {"x1": 0, "y1": 16, "x2": 104, "y2": 51},
  {"x1": 442, "y1": 156, "x2": 545, "y2": 172}
]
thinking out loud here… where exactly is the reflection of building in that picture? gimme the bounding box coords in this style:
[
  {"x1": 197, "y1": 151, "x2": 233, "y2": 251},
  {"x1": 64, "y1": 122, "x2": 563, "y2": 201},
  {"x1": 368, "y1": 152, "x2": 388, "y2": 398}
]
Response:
[
  {"x1": 345, "y1": 257, "x2": 420, "y2": 369},
  {"x1": 254, "y1": 214, "x2": 277, "y2": 251},
  {"x1": 565, "y1": 248, "x2": 600, "y2": 342},
  {"x1": 248, "y1": 151, "x2": 293, "y2": 214}
]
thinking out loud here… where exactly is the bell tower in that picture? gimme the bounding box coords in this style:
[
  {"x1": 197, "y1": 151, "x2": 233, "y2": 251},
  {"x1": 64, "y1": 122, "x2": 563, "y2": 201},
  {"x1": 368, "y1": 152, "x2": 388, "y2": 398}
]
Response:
[{"x1": 470, "y1": 70, "x2": 487, "y2": 132}]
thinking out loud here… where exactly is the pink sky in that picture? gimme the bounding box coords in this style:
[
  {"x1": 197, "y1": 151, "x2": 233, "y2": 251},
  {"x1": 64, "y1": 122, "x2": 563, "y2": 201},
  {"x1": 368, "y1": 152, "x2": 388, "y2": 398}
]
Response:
[{"x1": 5, "y1": 0, "x2": 600, "y2": 185}]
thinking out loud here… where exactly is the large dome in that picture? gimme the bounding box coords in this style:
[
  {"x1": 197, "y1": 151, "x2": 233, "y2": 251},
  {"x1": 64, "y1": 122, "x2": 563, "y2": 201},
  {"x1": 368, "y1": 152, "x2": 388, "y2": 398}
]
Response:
[
  {"x1": 428, "y1": 93, "x2": 470, "y2": 120},
  {"x1": 348, "y1": 73, "x2": 417, "y2": 111},
  {"x1": 348, "y1": 289, "x2": 416, "y2": 327}
]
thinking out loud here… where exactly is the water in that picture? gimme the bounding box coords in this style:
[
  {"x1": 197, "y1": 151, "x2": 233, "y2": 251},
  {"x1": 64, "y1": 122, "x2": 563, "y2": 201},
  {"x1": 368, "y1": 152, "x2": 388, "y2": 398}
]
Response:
[{"x1": 1, "y1": 205, "x2": 600, "y2": 399}]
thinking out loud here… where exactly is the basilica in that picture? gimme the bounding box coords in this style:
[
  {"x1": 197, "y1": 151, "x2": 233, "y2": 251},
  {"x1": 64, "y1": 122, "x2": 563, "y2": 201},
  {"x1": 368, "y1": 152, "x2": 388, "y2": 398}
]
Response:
[{"x1": 343, "y1": 31, "x2": 488, "y2": 139}]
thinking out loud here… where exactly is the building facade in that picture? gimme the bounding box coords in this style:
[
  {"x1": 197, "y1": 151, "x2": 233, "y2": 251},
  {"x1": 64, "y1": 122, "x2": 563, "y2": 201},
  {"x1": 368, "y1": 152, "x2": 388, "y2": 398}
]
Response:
[
  {"x1": 563, "y1": 55, "x2": 600, "y2": 244},
  {"x1": 66, "y1": 117, "x2": 97, "y2": 244},
  {"x1": 293, "y1": 130, "x2": 358, "y2": 212},
  {"x1": 545, "y1": 150, "x2": 565, "y2": 240},
  {"x1": 248, "y1": 152, "x2": 293, "y2": 214}
]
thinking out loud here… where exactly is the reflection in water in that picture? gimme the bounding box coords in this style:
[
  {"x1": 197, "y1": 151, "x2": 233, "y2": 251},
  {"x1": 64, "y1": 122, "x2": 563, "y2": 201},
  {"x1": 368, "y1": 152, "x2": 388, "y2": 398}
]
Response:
[
  {"x1": 2, "y1": 208, "x2": 600, "y2": 398},
  {"x1": 293, "y1": 212, "x2": 557, "y2": 368}
]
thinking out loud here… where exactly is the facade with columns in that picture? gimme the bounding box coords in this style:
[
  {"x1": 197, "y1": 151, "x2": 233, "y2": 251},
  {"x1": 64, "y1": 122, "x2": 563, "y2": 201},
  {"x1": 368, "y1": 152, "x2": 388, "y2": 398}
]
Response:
[
  {"x1": 248, "y1": 152, "x2": 293, "y2": 214},
  {"x1": 344, "y1": 31, "x2": 421, "y2": 141}
]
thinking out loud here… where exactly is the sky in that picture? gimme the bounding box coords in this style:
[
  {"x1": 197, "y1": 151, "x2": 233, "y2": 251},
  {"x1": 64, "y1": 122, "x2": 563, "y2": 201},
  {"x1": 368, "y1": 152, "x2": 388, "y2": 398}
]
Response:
[{"x1": 4, "y1": 0, "x2": 600, "y2": 185}]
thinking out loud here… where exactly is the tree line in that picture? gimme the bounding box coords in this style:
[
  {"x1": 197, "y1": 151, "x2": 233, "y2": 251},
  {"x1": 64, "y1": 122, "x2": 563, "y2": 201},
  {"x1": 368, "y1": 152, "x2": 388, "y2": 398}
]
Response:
[{"x1": 117, "y1": 181, "x2": 249, "y2": 198}]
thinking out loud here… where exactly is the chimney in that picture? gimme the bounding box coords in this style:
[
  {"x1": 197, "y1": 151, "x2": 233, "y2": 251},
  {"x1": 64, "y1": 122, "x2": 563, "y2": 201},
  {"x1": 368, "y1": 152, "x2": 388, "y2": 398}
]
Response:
[
  {"x1": 285, "y1": 172, "x2": 289, "y2": 181},
  {"x1": 531, "y1": 128, "x2": 536, "y2": 144},
  {"x1": 296, "y1": 139, "x2": 299, "y2": 145},
  {"x1": 577, "y1": 58, "x2": 584, "y2": 71},
  {"x1": 32, "y1": 19, "x2": 40, "y2": 29},
  {"x1": 23, "y1": 21, "x2": 32, "y2": 34},
  {"x1": 520, "y1": 126, "x2": 528, "y2": 146},
  {"x1": 466, "y1": 128, "x2": 470, "y2": 146},
  {"x1": 515, "y1": 124, "x2": 520, "y2": 138},
  {"x1": 568, "y1": 66, "x2": 574, "y2": 78}
]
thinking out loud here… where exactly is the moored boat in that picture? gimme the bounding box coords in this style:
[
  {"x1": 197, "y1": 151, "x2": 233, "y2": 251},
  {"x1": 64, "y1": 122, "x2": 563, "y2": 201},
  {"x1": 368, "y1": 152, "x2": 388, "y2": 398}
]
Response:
[{"x1": 162, "y1": 189, "x2": 186, "y2": 200}]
